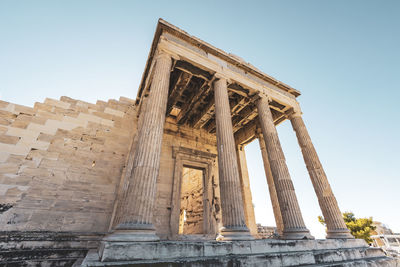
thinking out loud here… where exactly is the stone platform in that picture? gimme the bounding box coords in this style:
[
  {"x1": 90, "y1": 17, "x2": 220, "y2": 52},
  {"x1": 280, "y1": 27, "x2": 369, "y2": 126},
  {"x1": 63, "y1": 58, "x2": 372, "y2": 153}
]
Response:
[
  {"x1": 82, "y1": 239, "x2": 400, "y2": 266},
  {"x1": 0, "y1": 231, "x2": 103, "y2": 266}
]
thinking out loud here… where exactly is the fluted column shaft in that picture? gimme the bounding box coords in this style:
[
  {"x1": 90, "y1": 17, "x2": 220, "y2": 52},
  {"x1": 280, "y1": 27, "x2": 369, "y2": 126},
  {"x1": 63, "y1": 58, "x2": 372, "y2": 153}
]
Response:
[
  {"x1": 236, "y1": 145, "x2": 258, "y2": 236},
  {"x1": 257, "y1": 133, "x2": 284, "y2": 235},
  {"x1": 256, "y1": 96, "x2": 313, "y2": 239},
  {"x1": 116, "y1": 52, "x2": 172, "y2": 232},
  {"x1": 214, "y1": 78, "x2": 252, "y2": 240},
  {"x1": 290, "y1": 114, "x2": 353, "y2": 239}
]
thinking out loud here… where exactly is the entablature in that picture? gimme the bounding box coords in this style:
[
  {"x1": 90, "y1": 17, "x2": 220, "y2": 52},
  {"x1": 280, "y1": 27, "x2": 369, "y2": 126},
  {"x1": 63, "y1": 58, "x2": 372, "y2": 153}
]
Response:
[{"x1": 136, "y1": 19, "x2": 302, "y2": 136}]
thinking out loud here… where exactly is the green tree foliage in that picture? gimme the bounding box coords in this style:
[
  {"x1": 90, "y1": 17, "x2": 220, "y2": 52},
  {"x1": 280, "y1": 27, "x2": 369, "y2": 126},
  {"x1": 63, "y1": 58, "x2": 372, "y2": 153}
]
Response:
[{"x1": 318, "y1": 212, "x2": 376, "y2": 244}]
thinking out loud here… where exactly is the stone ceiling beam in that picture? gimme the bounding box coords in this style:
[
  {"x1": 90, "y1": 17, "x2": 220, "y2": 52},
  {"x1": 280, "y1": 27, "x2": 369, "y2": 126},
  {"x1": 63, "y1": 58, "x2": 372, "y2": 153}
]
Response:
[
  {"x1": 232, "y1": 106, "x2": 258, "y2": 132},
  {"x1": 234, "y1": 109, "x2": 285, "y2": 146},
  {"x1": 175, "y1": 60, "x2": 213, "y2": 81},
  {"x1": 158, "y1": 38, "x2": 300, "y2": 111},
  {"x1": 191, "y1": 100, "x2": 215, "y2": 129},
  {"x1": 176, "y1": 80, "x2": 210, "y2": 125},
  {"x1": 228, "y1": 83, "x2": 250, "y2": 98},
  {"x1": 166, "y1": 71, "x2": 192, "y2": 115}
]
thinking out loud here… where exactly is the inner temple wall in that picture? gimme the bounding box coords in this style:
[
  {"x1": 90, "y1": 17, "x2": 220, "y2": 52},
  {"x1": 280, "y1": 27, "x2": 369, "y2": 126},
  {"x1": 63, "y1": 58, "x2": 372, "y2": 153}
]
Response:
[{"x1": 179, "y1": 167, "x2": 204, "y2": 235}]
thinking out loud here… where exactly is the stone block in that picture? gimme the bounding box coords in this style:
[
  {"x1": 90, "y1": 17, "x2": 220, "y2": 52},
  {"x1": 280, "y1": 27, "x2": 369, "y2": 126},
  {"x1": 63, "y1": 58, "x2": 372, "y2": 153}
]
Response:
[
  {"x1": 31, "y1": 140, "x2": 50, "y2": 151},
  {"x1": 107, "y1": 99, "x2": 129, "y2": 112},
  {"x1": 0, "y1": 100, "x2": 9, "y2": 108},
  {"x1": 0, "y1": 174, "x2": 32, "y2": 186},
  {"x1": 77, "y1": 113, "x2": 101, "y2": 124},
  {"x1": 118, "y1": 96, "x2": 136, "y2": 104},
  {"x1": 0, "y1": 152, "x2": 10, "y2": 163},
  {"x1": 37, "y1": 133, "x2": 54, "y2": 142},
  {"x1": 249, "y1": 239, "x2": 281, "y2": 254},
  {"x1": 0, "y1": 163, "x2": 19, "y2": 174},
  {"x1": 25, "y1": 122, "x2": 56, "y2": 135},
  {"x1": 0, "y1": 118, "x2": 12, "y2": 127},
  {"x1": 204, "y1": 242, "x2": 232, "y2": 256},
  {"x1": 93, "y1": 111, "x2": 114, "y2": 121},
  {"x1": 100, "y1": 241, "x2": 204, "y2": 262},
  {"x1": 34, "y1": 102, "x2": 54, "y2": 112},
  {"x1": 0, "y1": 103, "x2": 15, "y2": 113},
  {"x1": 104, "y1": 107, "x2": 125, "y2": 118},
  {"x1": 10, "y1": 118, "x2": 30, "y2": 129},
  {"x1": 44, "y1": 98, "x2": 71, "y2": 109},
  {"x1": 280, "y1": 251, "x2": 315, "y2": 266},
  {"x1": 60, "y1": 96, "x2": 78, "y2": 105},
  {"x1": 0, "y1": 110, "x2": 17, "y2": 119},
  {"x1": 0, "y1": 134, "x2": 20, "y2": 145},
  {"x1": 0, "y1": 183, "x2": 28, "y2": 196},
  {"x1": 62, "y1": 116, "x2": 88, "y2": 127},
  {"x1": 45, "y1": 119, "x2": 79, "y2": 132},
  {"x1": 14, "y1": 104, "x2": 35, "y2": 115},
  {"x1": 0, "y1": 143, "x2": 30, "y2": 156}
]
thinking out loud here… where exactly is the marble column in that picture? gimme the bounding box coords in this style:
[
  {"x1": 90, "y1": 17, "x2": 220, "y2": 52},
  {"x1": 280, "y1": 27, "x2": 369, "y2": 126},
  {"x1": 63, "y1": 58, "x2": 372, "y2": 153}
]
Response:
[
  {"x1": 255, "y1": 95, "x2": 313, "y2": 240},
  {"x1": 257, "y1": 132, "x2": 284, "y2": 236},
  {"x1": 236, "y1": 145, "x2": 258, "y2": 236},
  {"x1": 289, "y1": 113, "x2": 353, "y2": 239},
  {"x1": 105, "y1": 52, "x2": 172, "y2": 241},
  {"x1": 214, "y1": 77, "x2": 253, "y2": 240}
]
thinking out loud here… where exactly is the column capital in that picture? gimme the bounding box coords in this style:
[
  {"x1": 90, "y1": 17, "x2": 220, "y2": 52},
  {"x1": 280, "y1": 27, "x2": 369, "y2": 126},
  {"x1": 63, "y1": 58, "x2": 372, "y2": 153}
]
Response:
[
  {"x1": 250, "y1": 93, "x2": 271, "y2": 105},
  {"x1": 214, "y1": 73, "x2": 231, "y2": 84},
  {"x1": 285, "y1": 107, "x2": 302, "y2": 119},
  {"x1": 255, "y1": 125, "x2": 263, "y2": 137},
  {"x1": 155, "y1": 48, "x2": 178, "y2": 61}
]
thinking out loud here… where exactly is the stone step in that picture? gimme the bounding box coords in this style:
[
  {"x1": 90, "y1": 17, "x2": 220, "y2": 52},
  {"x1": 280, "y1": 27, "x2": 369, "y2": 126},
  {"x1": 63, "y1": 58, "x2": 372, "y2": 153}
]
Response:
[
  {"x1": 82, "y1": 249, "x2": 400, "y2": 267},
  {"x1": 310, "y1": 256, "x2": 399, "y2": 266},
  {"x1": 82, "y1": 239, "x2": 400, "y2": 266},
  {"x1": 1, "y1": 258, "x2": 79, "y2": 267},
  {"x1": 0, "y1": 231, "x2": 102, "y2": 267},
  {"x1": 0, "y1": 248, "x2": 88, "y2": 263}
]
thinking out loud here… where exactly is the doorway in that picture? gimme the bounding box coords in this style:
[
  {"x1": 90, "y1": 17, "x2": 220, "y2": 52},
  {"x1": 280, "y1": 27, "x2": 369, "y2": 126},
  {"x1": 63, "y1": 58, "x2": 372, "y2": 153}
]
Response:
[
  {"x1": 169, "y1": 146, "x2": 219, "y2": 239},
  {"x1": 178, "y1": 167, "x2": 204, "y2": 235}
]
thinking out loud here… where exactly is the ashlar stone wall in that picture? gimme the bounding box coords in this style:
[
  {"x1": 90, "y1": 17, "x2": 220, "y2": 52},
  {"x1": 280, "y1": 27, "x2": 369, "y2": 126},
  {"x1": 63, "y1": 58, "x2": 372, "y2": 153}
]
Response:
[{"x1": 0, "y1": 96, "x2": 137, "y2": 232}]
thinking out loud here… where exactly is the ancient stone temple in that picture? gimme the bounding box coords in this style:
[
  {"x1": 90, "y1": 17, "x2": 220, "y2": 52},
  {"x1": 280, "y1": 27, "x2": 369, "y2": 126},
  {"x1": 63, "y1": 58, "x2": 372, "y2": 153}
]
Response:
[{"x1": 0, "y1": 19, "x2": 398, "y2": 266}]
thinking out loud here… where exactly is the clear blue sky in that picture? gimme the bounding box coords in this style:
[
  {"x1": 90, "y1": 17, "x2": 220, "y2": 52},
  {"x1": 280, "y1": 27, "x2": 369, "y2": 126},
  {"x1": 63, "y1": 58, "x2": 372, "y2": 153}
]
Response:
[{"x1": 1, "y1": 1, "x2": 399, "y2": 238}]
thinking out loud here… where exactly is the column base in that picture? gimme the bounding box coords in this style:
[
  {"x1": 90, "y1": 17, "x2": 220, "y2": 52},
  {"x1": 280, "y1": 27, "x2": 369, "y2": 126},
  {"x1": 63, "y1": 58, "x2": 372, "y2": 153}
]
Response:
[
  {"x1": 282, "y1": 228, "x2": 314, "y2": 240},
  {"x1": 100, "y1": 227, "x2": 160, "y2": 262},
  {"x1": 216, "y1": 226, "x2": 254, "y2": 241},
  {"x1": 103, "y1": 229, "x2": 160, "y2": 242},
  {"x1": 326, "y1": 228, "x2": 354, "y2": 239}
]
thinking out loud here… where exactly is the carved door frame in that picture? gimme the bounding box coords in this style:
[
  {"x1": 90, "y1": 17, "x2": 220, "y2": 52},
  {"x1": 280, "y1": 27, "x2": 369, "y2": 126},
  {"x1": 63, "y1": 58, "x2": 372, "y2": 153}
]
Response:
[{"x1": 170, "y1": 146, "x2": 217, "y2": 239}]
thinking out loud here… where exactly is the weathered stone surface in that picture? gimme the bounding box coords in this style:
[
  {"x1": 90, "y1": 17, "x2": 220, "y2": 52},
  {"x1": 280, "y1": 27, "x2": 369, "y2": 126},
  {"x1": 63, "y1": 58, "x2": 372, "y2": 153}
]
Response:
[
  {"x1": 179, "y1": 167, "x2": 204, "y2": 234},
  {"x1": 0, "y1": 231, "x2": 102, "y2": 266},
  {"x1": 236, "y1": 146, "x2": 258, "y2": 236},
  {"x1": 83, "y1": 239, "x2": 400, "y2": 266},
  {"x1": 213, "y1": 78, "x2": 252, "y2": 241},
  {"x1": 256, "y1": 96, "x2": 312, "y2": 240},
  {"x1": 290, "y1": 114, "x2": 353, "y2": 239},
  {"x1": 257, "y1": 133, "x2": 284, "y2": 236},
  {"x1": 108, "y1": 52, "x2": 172, "y2": 241},
  {"x1": 1, "y1": 19, "x2": 394, "y2": 267},
  {"x1": 0, "y1": 96, "x2": 137, "y2": 233}
]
